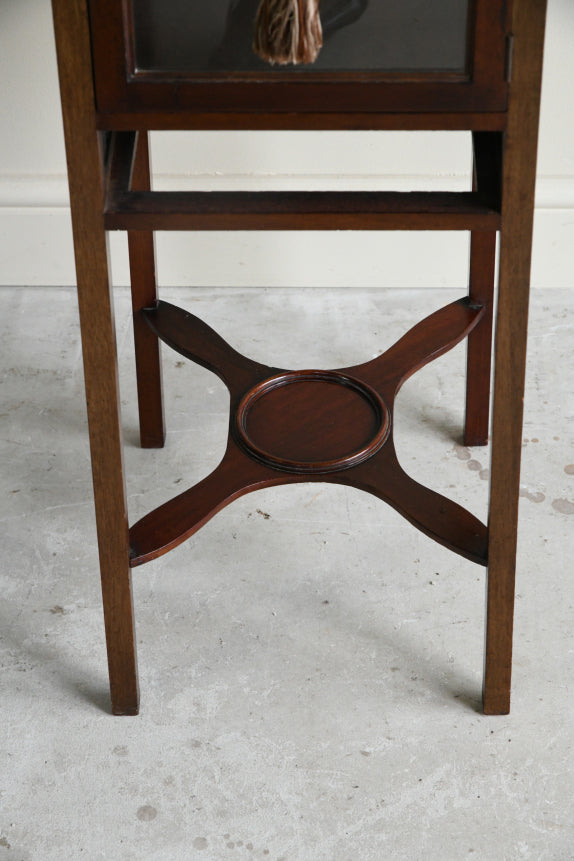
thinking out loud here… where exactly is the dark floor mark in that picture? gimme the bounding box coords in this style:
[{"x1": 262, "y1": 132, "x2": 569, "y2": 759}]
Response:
[
  {"x1": 136, "y1": 805, "x2": 157, "y2": 821},
  {"x1": 454, "y1": 444, "x2": 471, "y2": 461},
  {"x1": 519, "y1": 487, "x2": 545, "y2": 504},
  {"x1": 552, "y1": 498, "x2": 574, "y2": 515},
  {"x1": 256, "y1": 509, "x2": 271, "y2": 519}
]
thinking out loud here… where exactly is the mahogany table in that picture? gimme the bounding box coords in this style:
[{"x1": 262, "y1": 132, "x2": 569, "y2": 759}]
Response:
[{"x1": 51, "y1": 0, "x2": 547, "y2": 715}]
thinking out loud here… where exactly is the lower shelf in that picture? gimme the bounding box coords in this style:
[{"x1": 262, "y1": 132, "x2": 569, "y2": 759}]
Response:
[{"x1": 129, "y1": 297, "x2": 488, "y2": 568}]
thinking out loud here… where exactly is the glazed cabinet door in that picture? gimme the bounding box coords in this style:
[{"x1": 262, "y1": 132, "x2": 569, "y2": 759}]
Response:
[{"x1": 89, "y1": 0, "x2": 512, "y2": 120}]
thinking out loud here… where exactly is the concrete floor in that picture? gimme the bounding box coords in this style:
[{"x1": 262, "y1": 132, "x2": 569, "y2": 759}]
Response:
[{"x1": 1, "y1": 286, "x2": 573, "y2": 860}]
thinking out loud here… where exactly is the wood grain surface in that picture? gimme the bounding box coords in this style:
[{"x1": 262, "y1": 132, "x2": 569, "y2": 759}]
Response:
[
  {"x1": 130, "y1": 298, "x2": 487, "y2": 568},
  {"x1": 52, "y1": 0, "x2": 139, "y2": 715},
  {"x1": 484, "y1": 0, "x2": 548, "y2": 716}
]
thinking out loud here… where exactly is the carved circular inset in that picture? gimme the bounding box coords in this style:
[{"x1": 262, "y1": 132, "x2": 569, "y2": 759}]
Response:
[{"x1": 235, "y1": 370, "x2": 390, "y2": 474}]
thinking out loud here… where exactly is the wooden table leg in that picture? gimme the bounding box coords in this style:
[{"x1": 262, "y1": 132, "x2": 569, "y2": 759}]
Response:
[
  {"x1": 52, "y1": 0, "x2": 139, "y2": 715},
  {"x1": 464, "y1": 229, "x2": 496, "y2": 447},
  {"x1": 128, "y1": 131, "x2": 166, "y2": 449},
  {"x1": 484, "y1": 0, "x2": 547, "y2": 715}
]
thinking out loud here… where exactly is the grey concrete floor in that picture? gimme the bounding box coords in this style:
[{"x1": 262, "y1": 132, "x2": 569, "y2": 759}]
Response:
[{"x1": 1, "y1": 286, "x2": 573, "y2": 860}]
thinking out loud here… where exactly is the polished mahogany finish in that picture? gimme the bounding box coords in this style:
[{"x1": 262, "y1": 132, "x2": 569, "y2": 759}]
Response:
[
  {"x1": 52, "y1": 0, "x2": 139, "y2": 715},
  {"x1": 129, "y1": 297, "x2": 487, "y2": 568},
  {"x1": 51, "y1": 0, "x2": 548, "y2": 717},
  {"x1": 235, "y1": 371, "x2": 390, "y2": 474},
  {"x1": 127, "y1": 131, "x2": 165, "y2": 449},
  {"x1": 485, "y1": 0, "x2": 548, "y2": 715},
  {"x1": 103, "y1": 129, "x2": 502, "y2": 233},
  {"x1": 88, "y1": 0, "x2": 510, "y2": 120}
]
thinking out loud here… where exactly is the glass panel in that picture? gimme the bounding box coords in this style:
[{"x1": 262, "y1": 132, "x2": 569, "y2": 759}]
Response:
[{"x1": 132, "y1": 0, "x2": 470, "y2": 75}]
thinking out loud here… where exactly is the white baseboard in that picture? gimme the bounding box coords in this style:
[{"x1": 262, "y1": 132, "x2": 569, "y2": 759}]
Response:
[{"x1": 1, "y1": 174, "x2": 572, "y2": 288}]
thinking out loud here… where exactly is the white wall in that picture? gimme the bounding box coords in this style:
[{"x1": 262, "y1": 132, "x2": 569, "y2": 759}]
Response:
[{"x1": 0, "y1": 0, "x2": 572, "y2": 288}]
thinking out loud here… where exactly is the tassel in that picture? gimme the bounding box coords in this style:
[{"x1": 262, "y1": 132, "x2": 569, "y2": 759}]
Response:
[{"x1": 254, "y1": 0, "x2": 323, "y2": 65}]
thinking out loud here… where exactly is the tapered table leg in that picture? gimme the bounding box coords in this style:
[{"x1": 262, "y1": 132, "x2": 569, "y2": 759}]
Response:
[
  {"x1": 128, "y1": 131, "x2": 165, "y2": 449},
  {"x1": 52, "y1": 0, "x2": 139, "y2": 715},
  {"x1": 484, "y1": 0, "x2": 547, "y2": 715}
]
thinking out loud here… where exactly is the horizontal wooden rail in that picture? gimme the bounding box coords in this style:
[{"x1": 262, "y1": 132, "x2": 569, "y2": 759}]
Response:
[
  {"x1": 103, "y1": 132, "x2": 501, "y2": 232},
  {"x1": 96, "y1": 112, "x2": 508, "y2": 133}
]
